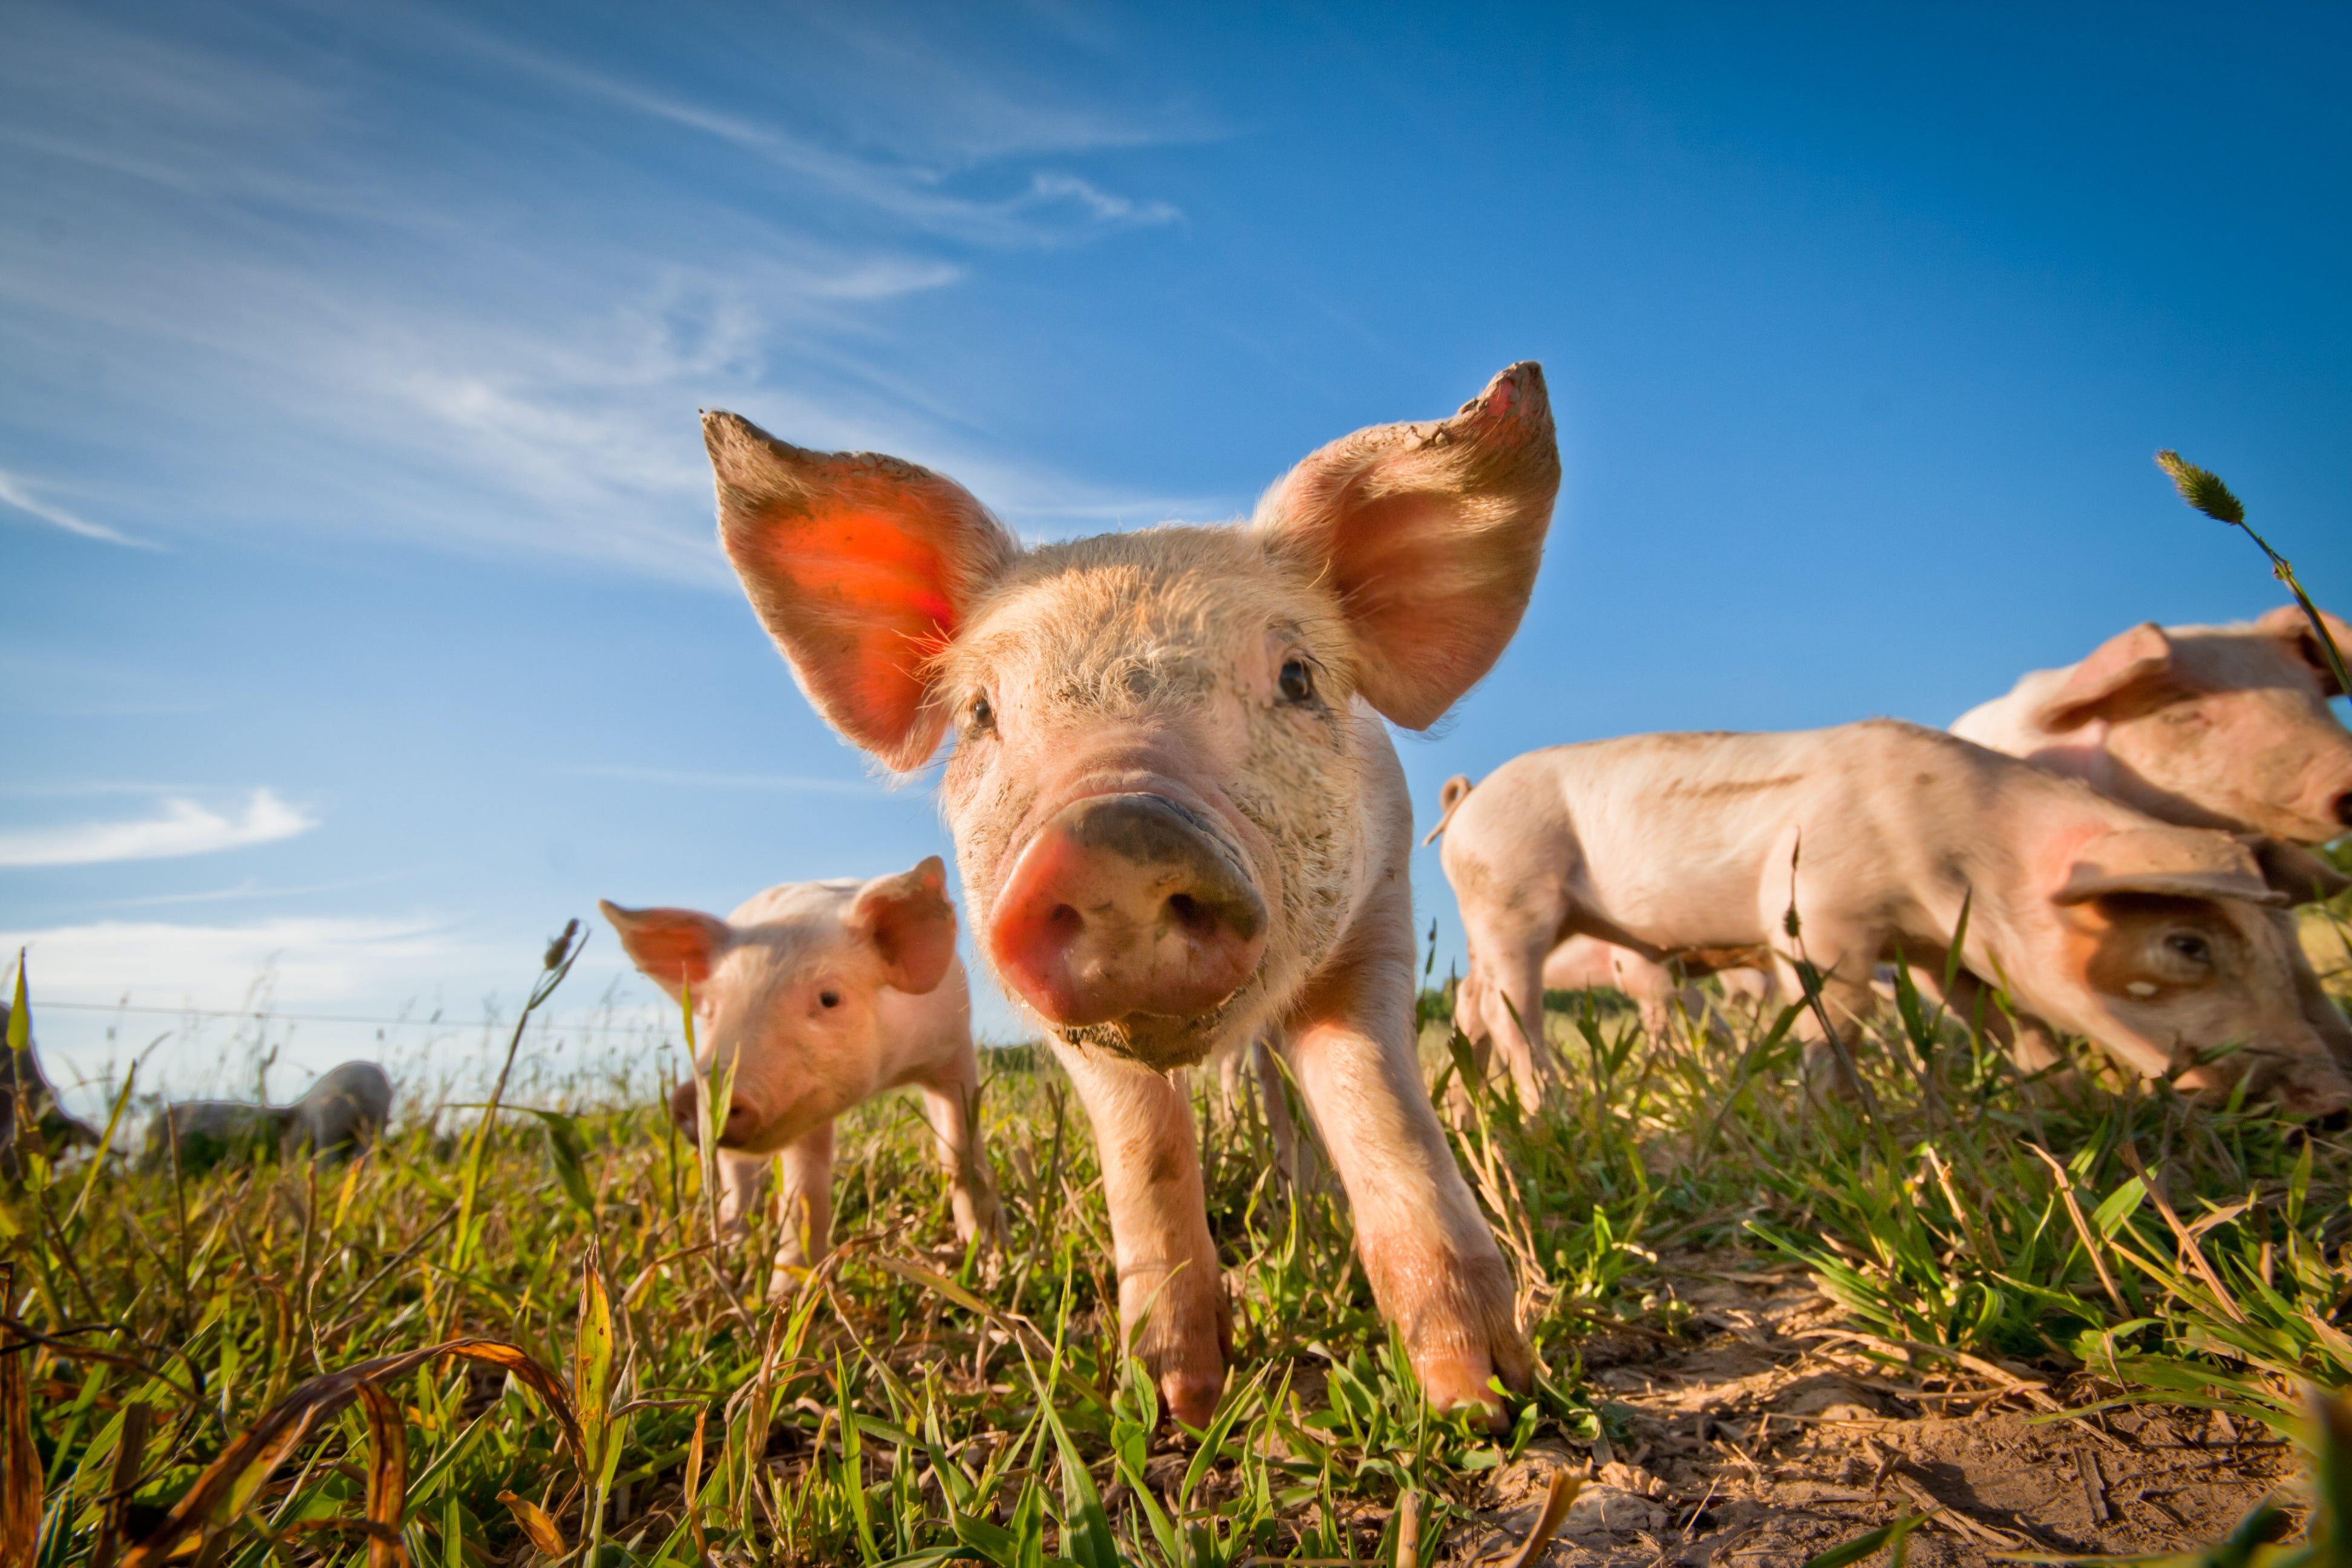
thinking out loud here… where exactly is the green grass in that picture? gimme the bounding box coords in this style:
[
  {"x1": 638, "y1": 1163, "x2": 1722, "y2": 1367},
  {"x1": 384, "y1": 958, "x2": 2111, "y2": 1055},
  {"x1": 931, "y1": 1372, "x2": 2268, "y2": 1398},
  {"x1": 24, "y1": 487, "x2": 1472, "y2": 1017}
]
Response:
[{"x1": 10, "y1": 932, "x2": 2352, "y2": 1566}]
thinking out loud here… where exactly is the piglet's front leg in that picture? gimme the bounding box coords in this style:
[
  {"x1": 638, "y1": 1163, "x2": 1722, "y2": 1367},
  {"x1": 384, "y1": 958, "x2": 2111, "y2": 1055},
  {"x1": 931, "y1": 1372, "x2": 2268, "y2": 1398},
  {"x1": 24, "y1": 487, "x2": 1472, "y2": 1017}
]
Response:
[
  {"x1": 919, "y1": 1074, "x2": 1005, "y2": 1254},
  {"x1": 767, "y1": 1123, "x2": 835, "y2": 1295},
  {"x1": 1288, "y1": 902, "x2": 1530, "y2": 1425},
  {"x1": 1053, "y1": 1039, "x2": 1230, "y2": 1430}
]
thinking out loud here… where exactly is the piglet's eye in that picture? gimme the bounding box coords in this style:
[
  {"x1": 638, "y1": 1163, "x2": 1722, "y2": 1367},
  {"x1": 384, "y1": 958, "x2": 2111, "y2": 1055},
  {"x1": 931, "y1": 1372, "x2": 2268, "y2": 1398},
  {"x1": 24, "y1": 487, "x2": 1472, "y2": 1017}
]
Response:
[
  {"x1": 819, "y1": 990, "x2": 841, "y2": 1008},
  {"x1": 968, "y1": 692, "x2": 995, "y2": 731},
  {"x1": 1278, "y1": 658, "x2": 1316, "y2": 704},
  {"x1": 2164, "y1": 933, "x2": 2212, "y2": 966}
]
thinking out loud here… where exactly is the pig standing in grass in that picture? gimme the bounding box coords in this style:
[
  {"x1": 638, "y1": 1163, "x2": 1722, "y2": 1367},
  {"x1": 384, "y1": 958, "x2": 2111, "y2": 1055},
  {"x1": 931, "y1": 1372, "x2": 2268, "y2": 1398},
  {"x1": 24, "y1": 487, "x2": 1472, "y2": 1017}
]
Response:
[
  {"x1": 703, "y1": 364, "x2": 1559, "y2": 1426},
  {"x1": 1953, "y1": 609, "x2": 2352, "y2": 1066},
  {"x1": 1440, "y1": 720, "x2": 2352, "y2": 1114},
  {"x1": 601, "y1": 858, "x2": 1002, "y2": 1292}
]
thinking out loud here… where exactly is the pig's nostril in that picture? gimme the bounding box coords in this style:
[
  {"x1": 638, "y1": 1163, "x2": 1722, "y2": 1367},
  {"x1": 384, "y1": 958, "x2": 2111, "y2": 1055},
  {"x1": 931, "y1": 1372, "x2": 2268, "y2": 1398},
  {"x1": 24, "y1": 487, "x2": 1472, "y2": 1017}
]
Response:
[
  {"x1": 1166, "y1": 892, "x2": 1207, "y2": 932},
  {"x1": 2334, "y1": 792, "x2": 2352, "y2": 829}
]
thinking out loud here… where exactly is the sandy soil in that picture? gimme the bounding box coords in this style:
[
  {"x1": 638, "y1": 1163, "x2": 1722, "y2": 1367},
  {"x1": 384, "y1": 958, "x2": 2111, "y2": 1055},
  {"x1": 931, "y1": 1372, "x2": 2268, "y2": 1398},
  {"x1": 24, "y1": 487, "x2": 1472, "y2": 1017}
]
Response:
[{"x1": 1445, "y1": 1258, "x2": 2298, "y2": 1567}]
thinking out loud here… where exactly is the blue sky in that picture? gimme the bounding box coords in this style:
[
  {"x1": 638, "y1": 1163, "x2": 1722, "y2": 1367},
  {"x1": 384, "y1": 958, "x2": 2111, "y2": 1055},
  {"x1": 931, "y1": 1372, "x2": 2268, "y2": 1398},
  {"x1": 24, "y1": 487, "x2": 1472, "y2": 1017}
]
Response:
[{"x1": 5, "y1": 1, "x2": 2349, "y2": 1108}]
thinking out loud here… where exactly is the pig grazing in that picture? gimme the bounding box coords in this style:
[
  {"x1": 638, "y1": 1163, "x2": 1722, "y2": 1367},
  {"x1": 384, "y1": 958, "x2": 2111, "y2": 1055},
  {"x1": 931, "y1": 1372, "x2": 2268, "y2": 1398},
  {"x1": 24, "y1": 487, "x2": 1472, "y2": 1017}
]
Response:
[
  {"x1": 1952, "y1": 608, "x2": 2352, "y2": 850},
  {"x1": 143, "y1": 1060, "x2": 393, "y2": 1172},
  {"x1": 602, "y1": 858, "x2": 1002, "y2": 1290},
  {"x1": 704, "y1": 364, "x2": 1559, "y2": 1426},
  {"x1": 1440, "y1": 720, "x2": 2352, "y2": 1114}
]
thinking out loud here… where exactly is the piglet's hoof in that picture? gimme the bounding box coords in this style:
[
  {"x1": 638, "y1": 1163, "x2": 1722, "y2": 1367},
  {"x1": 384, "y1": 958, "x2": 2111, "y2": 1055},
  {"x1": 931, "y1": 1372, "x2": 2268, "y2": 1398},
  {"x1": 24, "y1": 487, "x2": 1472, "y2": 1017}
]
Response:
[
  {"x1": 1131, "y1": 1273, "x2": 1233, "y2": 1432},
  {"x1": 1394, "y1": 1259, "x2": 1532, "y2": 1432},
  {"x1": 1157, "y1": 1362, "x2": 1227, "y2": 1433},
  {"x1": 1415, "y1": 1349, "x2": 1516, "y2": 1431}
]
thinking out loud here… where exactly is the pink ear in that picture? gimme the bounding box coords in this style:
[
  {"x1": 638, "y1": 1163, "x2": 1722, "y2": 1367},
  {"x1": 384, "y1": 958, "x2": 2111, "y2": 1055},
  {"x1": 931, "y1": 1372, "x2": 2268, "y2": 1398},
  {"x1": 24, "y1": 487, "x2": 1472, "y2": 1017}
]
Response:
[
  {"x1": 599, "y1": 900, "x2": 733, "y2": 997},
  {"x1": 2031, "y1": 622, "x2": 2178, "y2": 731},
  {"x1": 848, "y1": 855, "x2": 959, "y2": 994},
  {"x1": 2255, "y1": 604, "x2": 2352, "y2": 697},
  {"x1": 1253, "y1": 363, "x2": 1561, "y2": 730},
  {"x1": 705, "y1": 413, "x2": 1018, "y2": 772},
  {"x1": 2053, "y1": 828, "x2": 2282, "y2": 906}
]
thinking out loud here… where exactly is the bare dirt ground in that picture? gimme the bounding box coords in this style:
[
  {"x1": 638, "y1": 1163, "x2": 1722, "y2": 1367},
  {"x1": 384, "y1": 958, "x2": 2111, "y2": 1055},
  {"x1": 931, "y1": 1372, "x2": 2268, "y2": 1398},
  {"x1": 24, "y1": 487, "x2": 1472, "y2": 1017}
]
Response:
[{"x1": 1446, "y1": 1257, "x2": 2297, "y2": 1567}]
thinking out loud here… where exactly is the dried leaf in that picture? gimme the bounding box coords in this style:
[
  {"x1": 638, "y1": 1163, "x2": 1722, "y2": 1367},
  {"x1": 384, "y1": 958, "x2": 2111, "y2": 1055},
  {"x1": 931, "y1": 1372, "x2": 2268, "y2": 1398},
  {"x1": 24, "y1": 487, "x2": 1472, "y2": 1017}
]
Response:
[
  {"x1": 497, "y1": 1489, "x2": 569, "y2": 1560},
  {"x1": 1, "y1": 1327, "x2": 40, "y2": 1568},
  {"x1": 116, "y1": 1336, "x2": 578, "y2": 1568}
]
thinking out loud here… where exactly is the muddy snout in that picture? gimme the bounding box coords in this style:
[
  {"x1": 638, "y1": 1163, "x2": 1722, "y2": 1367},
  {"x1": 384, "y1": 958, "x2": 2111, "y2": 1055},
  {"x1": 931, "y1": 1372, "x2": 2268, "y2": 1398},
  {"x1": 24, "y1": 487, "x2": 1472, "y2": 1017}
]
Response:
[
  {"x1": 667, "y1": 1078, "x2": 761, "y2": 1147},
  {"x1": 989, "y1": 792, "x2": 1269, "y2": 1030}
]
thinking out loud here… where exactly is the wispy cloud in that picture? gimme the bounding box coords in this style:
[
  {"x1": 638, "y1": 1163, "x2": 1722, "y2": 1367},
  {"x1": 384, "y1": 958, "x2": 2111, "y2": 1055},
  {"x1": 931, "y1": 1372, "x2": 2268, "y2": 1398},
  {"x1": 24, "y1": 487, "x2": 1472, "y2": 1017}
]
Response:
[
  {"x1": 105, "y1": 870, "x2": 420, "y2": 909},
  {"x1": 451, "y1": 21, "x2": 1190, "y2": 249},
  {"x1": 0, "y1": 789, "x2": 316, "y2": 867},
  {"x1": 565, "y1": 764, "x2": 921, "y2": 797},
  {"x1": 0, "y1": 466, "x2": 150, "y2": 547},
  {"x1": 0, "y1": 1, "x2": 1214, "y2": 583}
]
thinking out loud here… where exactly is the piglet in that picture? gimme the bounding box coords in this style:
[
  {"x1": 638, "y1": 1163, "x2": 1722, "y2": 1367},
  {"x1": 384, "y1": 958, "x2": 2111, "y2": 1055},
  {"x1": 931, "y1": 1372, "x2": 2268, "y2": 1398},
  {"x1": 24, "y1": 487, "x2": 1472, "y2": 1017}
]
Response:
[
  {"x1": 1439, "y1": 720, "x2": 2352, "y2": 1114},
  {"x1": 1953, "y1": 608, "x2": 2352, "y2": 846},
  {"x1": 702, "y1": 364, "x2": 1558, "y2": 1426},
  {"x1": 602, "y1": 857, "x2": 1002, "y2": 1290}
]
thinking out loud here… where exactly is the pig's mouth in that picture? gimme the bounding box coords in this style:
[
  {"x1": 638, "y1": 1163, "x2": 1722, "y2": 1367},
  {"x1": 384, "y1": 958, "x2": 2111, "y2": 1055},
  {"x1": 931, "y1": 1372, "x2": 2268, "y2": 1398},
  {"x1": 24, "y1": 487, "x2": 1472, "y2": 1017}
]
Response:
[
  {"x1": 1053, "y1": 984, "x2": 1258, "y2": 1072},
  {"x1": 988, "y1": 789, "x2": 1272, "y2": 1068}
]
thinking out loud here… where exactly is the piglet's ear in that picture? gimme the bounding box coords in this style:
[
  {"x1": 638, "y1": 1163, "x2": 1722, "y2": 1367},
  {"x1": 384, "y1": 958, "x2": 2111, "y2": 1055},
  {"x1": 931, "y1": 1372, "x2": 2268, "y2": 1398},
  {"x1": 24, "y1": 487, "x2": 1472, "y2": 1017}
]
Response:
[
  {"x1": 849, "y1": 855, "x2": 959, "y2": 995},
  {"x1": 2033, "y1": 622, "x2": 2180, "y2": 732},
  {"x1": 599, "y1": 900, "x2": 733, "y2": 998},
  {"x1": 705, "y1": 413, "x2": 1018, "y2": 773},
  {"x1": 1253, "y1": 362, "x2": 1561, "y2": 730},
  {"x1": 2254, "y1": 604, "x2": 2352, "y2": 698},
  {"x1": 2054, "y1": 828, "x2": 2285, "y2": 907}
]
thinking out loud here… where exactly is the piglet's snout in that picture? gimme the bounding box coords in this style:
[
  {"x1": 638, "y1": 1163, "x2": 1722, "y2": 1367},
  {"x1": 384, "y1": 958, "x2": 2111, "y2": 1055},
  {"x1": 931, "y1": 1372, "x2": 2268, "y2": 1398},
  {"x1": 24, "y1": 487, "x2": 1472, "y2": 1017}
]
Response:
[
  {"x1": 667, "y1": 1078, "x2": 760, "y2": 1147},
  {"x1": 990, "y1": 792, "x2": 1267, "y2": 1028}
]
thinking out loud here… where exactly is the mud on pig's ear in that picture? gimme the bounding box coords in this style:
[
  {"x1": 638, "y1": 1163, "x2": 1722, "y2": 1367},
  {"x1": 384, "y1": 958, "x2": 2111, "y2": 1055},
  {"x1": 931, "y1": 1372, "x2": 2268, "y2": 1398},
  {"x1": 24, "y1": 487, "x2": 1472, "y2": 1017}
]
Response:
[
  {"x1": 848, "y1": 855, "x2": 959, "y2": 995},
  {"x1": 704, "y1": 412, "x2": 1019, "y2": 772},
  {"x1": 598, "y1": 900, "x2": 733, "y2": 998},
  {"x1": 1251, "y1": 361, "x2": 1561, "y2": 731}
]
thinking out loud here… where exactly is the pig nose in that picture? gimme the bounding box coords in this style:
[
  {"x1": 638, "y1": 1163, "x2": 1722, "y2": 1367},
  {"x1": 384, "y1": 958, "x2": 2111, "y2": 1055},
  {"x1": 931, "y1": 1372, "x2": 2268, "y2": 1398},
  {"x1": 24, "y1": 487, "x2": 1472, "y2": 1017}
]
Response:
[
  {"x1": 666, "y1": 1079, "x2": 759, "y2": 1146},
  {"x1": 2334, "y1": 789, "x2": 2352, "y2": 829},
  {"x1": 990, "y1": 793, "x2": 1268, "y2": 1028}
]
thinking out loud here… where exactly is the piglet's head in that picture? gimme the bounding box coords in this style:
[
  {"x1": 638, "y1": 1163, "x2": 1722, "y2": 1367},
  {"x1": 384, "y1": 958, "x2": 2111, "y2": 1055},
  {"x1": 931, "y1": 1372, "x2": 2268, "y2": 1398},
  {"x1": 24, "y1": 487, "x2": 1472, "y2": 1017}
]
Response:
[
  {"x1": 2036, "y1": 826, "x2": 2350, "y2": 1114},
  {"x1": 601, "y1": 858, "x2": 958, "y2": 1151},
  {"x1": 2033, "y1": 607, "x2": 2352, "y2": 843},
  {"x1": 708, "y1": 365, "x2": 1560, "y2": 1068}
]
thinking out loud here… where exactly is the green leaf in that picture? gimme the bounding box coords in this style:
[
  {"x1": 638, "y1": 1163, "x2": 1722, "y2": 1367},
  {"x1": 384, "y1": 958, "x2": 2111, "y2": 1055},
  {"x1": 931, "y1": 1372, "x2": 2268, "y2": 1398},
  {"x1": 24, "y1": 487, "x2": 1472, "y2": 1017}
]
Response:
[
  {"x1": 516, "y1": 1109, "x2": 597, "y2": 1218},
  {"x1": 1034, "y1": 1380, "x2": 1122, "y2": 1568},
  {"x1": 2092, "y1": 1177, "x2": 2148, "y2": 1240},
  {"x1": 575, "y1": 1252, "x2": 614, "y2": 1485},
  {"x1": 838, "y1": 1351, "x2": 881, "y2": 1565},
  {"x1": 1798, "y1": 1511, "x2": 1926, "y2": 1568},
  {"x1": 5, "y1": 953, "x2": 26, "y2": 1056}
]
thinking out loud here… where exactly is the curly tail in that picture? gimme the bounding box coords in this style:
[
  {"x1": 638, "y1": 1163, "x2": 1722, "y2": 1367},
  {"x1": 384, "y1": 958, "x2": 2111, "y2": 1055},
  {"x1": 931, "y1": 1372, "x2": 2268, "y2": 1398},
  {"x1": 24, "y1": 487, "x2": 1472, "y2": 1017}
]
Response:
[{"x1": 1421, "y1": 775, "x2": 1475, "y2": 846}]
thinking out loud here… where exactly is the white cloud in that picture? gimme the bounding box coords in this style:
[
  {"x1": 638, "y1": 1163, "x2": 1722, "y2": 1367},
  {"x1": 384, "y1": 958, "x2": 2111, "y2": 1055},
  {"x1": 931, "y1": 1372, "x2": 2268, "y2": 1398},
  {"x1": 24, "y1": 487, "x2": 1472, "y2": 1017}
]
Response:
[
  {"x1": 0, "y1": 915, "x2": 456, "y2": 1010},
  {"x1": 0, "y1": 789, "x2": 316, "y2": 867},
  {"x1": 0, "y1": 466, "x2": 150, "y2": 547}
]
